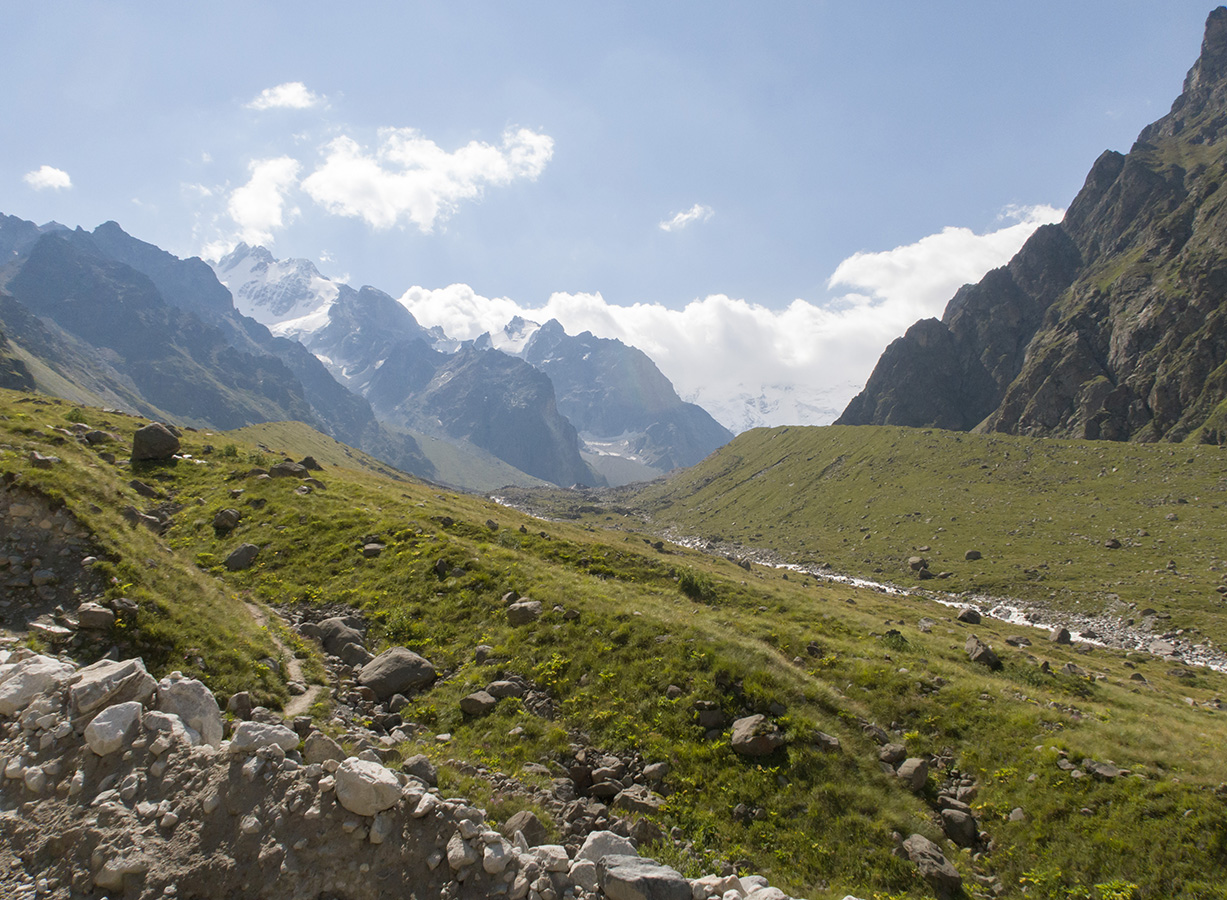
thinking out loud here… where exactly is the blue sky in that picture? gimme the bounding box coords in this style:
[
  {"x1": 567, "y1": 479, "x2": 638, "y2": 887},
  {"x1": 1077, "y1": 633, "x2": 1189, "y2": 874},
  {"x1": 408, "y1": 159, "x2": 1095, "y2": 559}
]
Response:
[{"x1": 2, "y1": 2, "x2": 1219, "y2": 426}]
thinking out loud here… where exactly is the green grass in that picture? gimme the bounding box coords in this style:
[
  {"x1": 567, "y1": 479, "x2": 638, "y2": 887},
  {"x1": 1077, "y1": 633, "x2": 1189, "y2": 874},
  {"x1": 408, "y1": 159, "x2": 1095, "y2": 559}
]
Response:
[
  {"x1": 3, "y1": 390, "x2": 1227, "y2": 898},
  {"x1": 506, "y1": 424, "x2": 1227, "y2": 648}
]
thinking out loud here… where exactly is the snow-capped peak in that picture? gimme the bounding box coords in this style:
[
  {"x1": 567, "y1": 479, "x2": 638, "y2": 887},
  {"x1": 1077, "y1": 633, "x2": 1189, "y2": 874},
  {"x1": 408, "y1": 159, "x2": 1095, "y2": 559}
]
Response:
[
  {"x1": 211, "y1": 244, "x2": 339, "y2": 338},
  {"x1": 487, "y1": 315, "x2": 541, "y2": 356}
]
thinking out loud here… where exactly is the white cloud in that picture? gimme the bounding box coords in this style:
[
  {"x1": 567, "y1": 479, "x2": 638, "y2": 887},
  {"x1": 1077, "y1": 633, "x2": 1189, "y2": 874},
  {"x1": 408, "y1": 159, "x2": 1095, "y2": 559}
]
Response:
[
  {"x1": 23, "y1": 165, "x2": 72, "y2": 191},
  {"x1": 399, "y1": 204, "x2": 1064, "y2": 431},
  {"x1": 827, "y1": 204, "x2": 1064, "y2": 311},
  {"x1": 227, "y1": 156, "x2": 302, "y2": 245},
  {"x1": 246, "y1": 82, "x2": 324, "y2": 111},
  {"x1": 300, "y1": 126, "x2": 554, "y2": 231},
  {"x1": 659, "y1": 203, "x2": 713, "y2": 232}
]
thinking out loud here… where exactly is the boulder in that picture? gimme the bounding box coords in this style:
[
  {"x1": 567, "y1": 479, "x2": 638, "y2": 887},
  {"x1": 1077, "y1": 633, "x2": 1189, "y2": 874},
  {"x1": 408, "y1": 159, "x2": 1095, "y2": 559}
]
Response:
[
  {"x1": 358, "y1": 647, "x2": 437, "y2": 699},
  {"x1": 730, "y1": 714, "x2": 786, "y2": 756},
  {"x1": 502, "y1": 810, "x2": 548, "y2": 846},
  {"x1": 155, "y1": 671, "x2": 223, "y2": 747},
  {"x1": 269, "y1": 461, "x2": 308, "y2": 478},
  {"x1": 901, "y1": 834, "x2": 962, "y2": 899},
  {"x1": 907, "y1": 556, "x2": 928, "y2": 572},
  {"x1": 964, "y1": 549, "x2": 982, "y2": 561},
  {"x1": 213, "y1": 508, "x2": 241, "y2": 535},
  {"x1": 303, "y1": 732, "x2": 346, "y2": 765},
  {"x1": 228, "y1": 721, "x2": 300, "y2": 754},
  {"x1": 143, "y1": 710, "x2": 199, "y2": 747},
  {"x1": 132, "y1": 423, "x2": 180, "y2": 461},
  {"x1": 896, "y1": 757, "x2": 929, "y2": 793},
  {"x1": 0, "y1": 655, "x2": 78, "y2": 716},
  {"x1": 576, "y1": 830, "x2": 638, "y2": 863},
  {"x1": 84, "y1": 701, "x2": 143, "y2": 755},
  {"x1": 956, "y1": 607, "x2": 981, "y2": 624},
  {"x1": 303, "y1": 617, "x2": 365, "y2": 655},
  {"x1": 460, "y1": 690, "x2": 497, "y2": 716},
  {"x1": 1050, "y1": 627, "x2": 1073, "y2": 644},
  {"x1": 69, "y1": 658, "x2": 156, "y2": 718},
  {"x1": 224, "y1": 543, "x2": 260, "y2": 571},
  {"x1": 507, "y1": 600, "x2": 543, "y2": 626},
  {"x1": 965, "y1": 635, "x2": 1002, "y2": 670},
  {"x1": 401, "y1": 754, "x2": 438, "y2": 786},
  {"x1": 879, "y1": 743, "x2": 907, "y2": 766},
  {"x1": 597, "y1": 855, "x2": 692, "y2": 900},
  {"x1": 614, "y1": 784, "x2": 666, "y2": 814},
  {"x1": 941, "y1": 808, "x2": 979, "y2": 847},
  {"x1": 76, "y1": 603, "x2": 116, "y2": 631},
  {"x1": 335, "y1": 757, "x2": 403, "y2": 816}
]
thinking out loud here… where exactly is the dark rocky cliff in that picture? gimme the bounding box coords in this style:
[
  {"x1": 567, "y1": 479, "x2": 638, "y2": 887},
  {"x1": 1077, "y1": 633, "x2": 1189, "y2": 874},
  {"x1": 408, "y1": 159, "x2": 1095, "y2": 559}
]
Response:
[{"x1": 839, "y1": 8, "x2": 1227, "y2": 443}]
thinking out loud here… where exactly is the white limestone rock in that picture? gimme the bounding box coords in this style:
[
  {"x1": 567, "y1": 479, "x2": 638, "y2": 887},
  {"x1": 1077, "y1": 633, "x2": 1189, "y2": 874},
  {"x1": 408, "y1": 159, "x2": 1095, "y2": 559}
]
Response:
[
  {"x1": 0, "y1": 655, "x2": 77, "y2": 716},
  {"x1": 335, "y1": 757, "x2": 403, "y2": 816},
  {"x1": 84, "y1": 701, "x2": 143, "y2": 756},
  {"x1": 156, "y1": 671, "x2": 223, "y2": 747}
]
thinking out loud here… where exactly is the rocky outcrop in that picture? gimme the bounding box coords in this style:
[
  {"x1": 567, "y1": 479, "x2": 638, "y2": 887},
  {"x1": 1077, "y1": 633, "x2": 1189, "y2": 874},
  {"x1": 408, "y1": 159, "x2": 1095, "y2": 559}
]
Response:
[
  {"x1": 0, "y1": 646, "x2": 804, "y2": 900},
  {"x1": 840, "y1": 9, "x2": 1227, "y2": 444}
]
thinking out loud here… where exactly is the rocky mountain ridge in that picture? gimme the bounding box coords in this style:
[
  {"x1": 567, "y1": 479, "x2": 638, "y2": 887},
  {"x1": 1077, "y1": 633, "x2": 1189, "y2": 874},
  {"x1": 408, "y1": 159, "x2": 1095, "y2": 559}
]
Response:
[
  {"x1": 213, "y1": 244, "x2": 732, "y2": 484},
  {"x1": 839, "y1": 7, "x2": 1227, "y2": 443}
]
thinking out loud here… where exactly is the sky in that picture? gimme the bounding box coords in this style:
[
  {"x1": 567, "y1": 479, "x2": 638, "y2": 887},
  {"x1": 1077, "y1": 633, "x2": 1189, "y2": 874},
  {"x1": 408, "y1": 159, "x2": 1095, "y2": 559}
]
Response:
[{"x1": 1, "y1": 2, "x2": 1219, "y2": 427}]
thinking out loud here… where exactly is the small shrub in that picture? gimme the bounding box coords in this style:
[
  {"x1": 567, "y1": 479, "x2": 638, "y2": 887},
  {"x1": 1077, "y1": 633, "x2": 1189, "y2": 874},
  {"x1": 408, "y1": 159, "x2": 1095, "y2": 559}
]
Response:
[{"x1": 679, "y1": 568, "x2": 718, "y2": 604}]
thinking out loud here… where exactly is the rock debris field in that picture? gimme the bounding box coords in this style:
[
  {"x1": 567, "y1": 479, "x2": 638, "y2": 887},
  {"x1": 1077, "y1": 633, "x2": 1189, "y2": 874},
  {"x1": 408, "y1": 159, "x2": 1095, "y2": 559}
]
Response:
[{"x1": 0, "y1": 646, "x2": 885, "y2": 900}]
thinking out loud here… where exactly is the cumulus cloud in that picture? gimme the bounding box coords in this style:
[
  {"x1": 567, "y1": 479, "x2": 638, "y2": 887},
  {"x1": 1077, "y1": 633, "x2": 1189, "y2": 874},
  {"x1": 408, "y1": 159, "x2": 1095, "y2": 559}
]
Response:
[
  {"x1": 23, "y1": 165, "x2": 72, "y2": 191},
  {"x1": 399, "y1": 204, "x2": 1064, "y2": 430},
  {"x1": 300, "y1": 126, "x2": 554, "y2": 231},
  {"x1": 227, "y1": 156, "x2": 302, "y2": 245},
  {"x1": 246, "y1": 82, "x2": 324, "y2": 111},
  {"x1": 660, "y1": 203, "x2": 713, "y2": 232}
]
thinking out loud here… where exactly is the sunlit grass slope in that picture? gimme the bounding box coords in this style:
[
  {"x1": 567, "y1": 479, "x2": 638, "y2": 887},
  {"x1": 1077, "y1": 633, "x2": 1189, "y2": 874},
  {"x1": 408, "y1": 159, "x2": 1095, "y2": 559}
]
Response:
[{"x1": 2, "y1": 393, "x2": 1226, "y2": 898}]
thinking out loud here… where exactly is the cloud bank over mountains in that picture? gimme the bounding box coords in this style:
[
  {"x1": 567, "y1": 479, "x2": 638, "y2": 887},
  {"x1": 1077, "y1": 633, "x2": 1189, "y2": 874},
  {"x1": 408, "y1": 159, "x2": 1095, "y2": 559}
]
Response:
[{"x1": 399, "y1": 204, "x2": 1063, "y2": 428}]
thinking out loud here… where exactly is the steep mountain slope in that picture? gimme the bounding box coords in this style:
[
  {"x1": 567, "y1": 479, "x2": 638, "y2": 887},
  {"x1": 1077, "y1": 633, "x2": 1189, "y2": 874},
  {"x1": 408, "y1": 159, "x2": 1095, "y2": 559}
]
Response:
[
  {"x1": 84, "y1": 223, "x2": 431, "y2": 478},
  {"x1": 839, "y1": 8, "x2": 1227, "y2": 443},
  {"x1": 0, "y1": 219, "x2": 432, "y2": 477},
  {"x1": 507, "y1": 319, "x2": 732, "y2": 472},
  {"x1": 304, "y1": 286, "x2": 599, "y2": 487}
]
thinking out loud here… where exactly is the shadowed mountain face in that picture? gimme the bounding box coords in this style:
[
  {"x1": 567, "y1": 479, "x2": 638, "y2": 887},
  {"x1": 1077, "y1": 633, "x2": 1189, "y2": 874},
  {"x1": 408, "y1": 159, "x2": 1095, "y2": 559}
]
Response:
[
  {"x1": 518, "y1": 319, "x2": 733, "y2": 471},
  {"x1": 0, "y1": 220, "x2": 431, "y2": 476},
  {"x1": 307, "y1": 295, "x2": 599, "y2": 487},
  {"x1": 840, "y1": 8, "x2": 1227, "y2": 444}
]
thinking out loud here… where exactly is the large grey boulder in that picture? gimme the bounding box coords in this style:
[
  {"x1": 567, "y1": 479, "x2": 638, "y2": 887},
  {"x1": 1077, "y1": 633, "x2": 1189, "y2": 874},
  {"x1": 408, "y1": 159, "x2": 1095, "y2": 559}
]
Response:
[
  {"x1": 507, "y1": 600, "x2": 543, "y2": 626},
  {"x1": 156, "y1": 672, "x2": 223, "y2": 747},
  {"x1": 69, "y1": 658, "x2": 156, "y2": 718},
  {"x1": 0, "y1": 655, "x2": 78, "y2": 716},
  {"x1": 730, "y1": 714, "x2": 786, "y2": 756},
  {"x1": 597, "y1": 855, "x2": 692, "y2": 900},
  {"x1": 132, "y1": 423, "x2": 180, "y2": 461},
  {"x1": 502, "y1": 809, "x2": 548, "y2": 846},
  {"x1": 941, "y1": 808, "x2": 979, "y2": 848},
  {"x1": 303, "y1": 732, "x2": 346, "y2": 765},
  {"x1": 84, "y1": 701, "x2": 143, "y2": 755},
  {"x1": 335, "y1": 757, "x2": 403, "y2": 816},
  {"x1": 901, "y1": 833, "x2": 962, "y2": 899},
  {"x1": 576, "y1": 830, "x2": 637, "y2": 863},
  {"x1": 224, "y1": 543, "x2": 260, "y2": 571},
  {"x1": 302, "y1": 616, "x2": 365, "y2": 655},
  {"x1": 896, "y1": 757, "x2": 929, "y2": 793},
  {"x1": 965, "y1": 635, "x2": 1002, "y2": 670},
  {"x1": 228, "y1": 721, "x2": 300, "y2": 754},
  {"x1": 358, "y1": 647, "x2": 436, "y2": 699}
]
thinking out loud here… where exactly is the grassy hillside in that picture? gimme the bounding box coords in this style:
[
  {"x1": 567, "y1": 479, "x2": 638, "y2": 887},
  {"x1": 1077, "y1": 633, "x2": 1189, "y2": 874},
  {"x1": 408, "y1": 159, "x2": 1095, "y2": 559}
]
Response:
[
  {"x1": 505, "y1": 425, "x2": 1227, "y2": 650},
  {"x1": 2, "y1": 394, "x2": 1227, "y2": 898}
]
